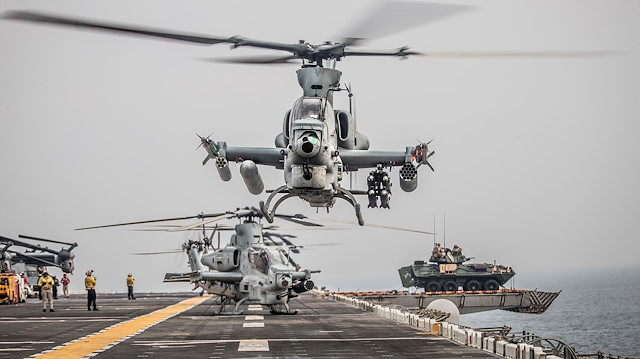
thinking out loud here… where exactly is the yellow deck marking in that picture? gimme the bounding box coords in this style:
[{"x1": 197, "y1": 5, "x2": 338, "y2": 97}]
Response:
[{"x1": 36, "y1": 295, "x2": 209, "y2": 359}]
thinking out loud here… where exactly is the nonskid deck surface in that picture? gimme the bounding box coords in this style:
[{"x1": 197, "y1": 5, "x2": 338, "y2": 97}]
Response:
[{"x1": 0, "y1": 292, "x2": 495, "y2": 358}]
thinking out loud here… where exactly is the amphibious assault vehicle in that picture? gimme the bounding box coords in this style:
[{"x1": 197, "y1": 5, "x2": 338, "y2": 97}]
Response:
[{"x1": 398, "y1": 244, "x2": 515, "y2": 292}]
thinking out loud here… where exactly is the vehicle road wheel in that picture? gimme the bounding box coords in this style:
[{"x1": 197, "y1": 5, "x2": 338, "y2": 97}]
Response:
[
  {"x1": 426, "y1": 282, "x2": 441, "y2": 292},
  {"x1": 443, "y1": 281, "x2": 457, "y2": 292},
  {"x1": 465, "y1": 280, "x2": 482, "y2": 291},
  {"x1": 484, "y1": 279, "x2": 500, "y2": 291}
]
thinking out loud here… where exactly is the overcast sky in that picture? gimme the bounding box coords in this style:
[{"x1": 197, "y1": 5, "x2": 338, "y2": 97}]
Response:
[{"x1": 1, "y1": 0, "x2": 639, "y2": 293}]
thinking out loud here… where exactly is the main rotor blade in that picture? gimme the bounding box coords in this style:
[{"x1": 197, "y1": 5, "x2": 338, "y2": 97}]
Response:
[
  {"x1": 202, "y1": 54, "x2": 299, "y2": 65},
  {"x1": 416, "y1": 50, "x2": 615, "y2": 58},
  {"x1": 275, "y1": 215, "x2": 324, "y2": 227},
  {"x1": 132, "y1": 250, "x2": 183, "y2": 255},
  {"x1": 261, "y1": 226, "x2": 348, "y2": 231},
  {"x1": 341, "y1": 1, "x2": 470, "y2": 46},
  {"x1": 75, "y1": 216, "x2": 200, "y2": 231},
  {"x1": 131, "y1": 225, "x2": 235, "y2": 232},
  {"x1": 303, "y1": 216, "x2": 434, "y2": 235},
  {"x1": 75, "y1": 213, "x2": 226, "y2": 230},
  {"x1": 2, "y1": 11, "x2": 306, "y2": 57},
  {"x1": 18, "y1": 234, "x2": 74, "y2": 246},
  {"x1": 3, "y1": 11, "x2": 231, "y2": 45},
  {"x1": 168, "y1": 213, "x2": 236, "y2": 232}
]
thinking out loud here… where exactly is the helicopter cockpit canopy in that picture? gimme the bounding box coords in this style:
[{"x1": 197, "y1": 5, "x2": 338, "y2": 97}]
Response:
[
  {"x1": 248, "y1": 247, "x2": 291, "y2": 275},
  {"x1": 295, "y1": 97, "x2": 323, "y2": 120}
]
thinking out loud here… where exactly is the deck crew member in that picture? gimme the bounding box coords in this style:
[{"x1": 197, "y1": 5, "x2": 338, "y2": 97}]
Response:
[
  {"x1": 126, "y1": 273, "x2": 136, "y2": 300},
  {"x1": 38, "y1": 270, "x2": 55, "y2": 312},
  {"x1": 61, "y1": 273, "x2": 70, "y2": 298},
  {"x1": 85, "y1": 270, "x2": 98, "y2": 311}
]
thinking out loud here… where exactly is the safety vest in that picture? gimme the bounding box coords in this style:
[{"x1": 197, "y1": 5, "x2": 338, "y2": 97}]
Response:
[
  {"x1": 85, "y1": 276, "x2": 96, "y2": 290},
  {"x1": 126, "y1": 277, "x2": 135, "y2": 287},
  {"x1": 38, "y1": 276, "x2": 54, "y2": 290}
]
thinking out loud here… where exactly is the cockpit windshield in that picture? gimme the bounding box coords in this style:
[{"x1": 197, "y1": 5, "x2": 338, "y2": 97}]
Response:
[
  {"x1": 300, "y1": 98, "x2": 322, "y2": 119},
  {"x1": 255, "y1": 250, "x2": 270, "y2": 274}
]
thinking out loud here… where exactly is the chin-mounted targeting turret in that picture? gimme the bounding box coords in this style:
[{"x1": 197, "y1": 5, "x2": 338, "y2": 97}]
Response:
[{"x1": 294, "y1": 131, "x2": 321, "y2": 158}]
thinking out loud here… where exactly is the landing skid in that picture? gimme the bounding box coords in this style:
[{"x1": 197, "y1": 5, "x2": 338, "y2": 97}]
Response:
[
  {"x1": 260, "y1": 185, "x2": 296, "y2": 223},
  {"x1": 216, "y1": 296, "x2": 248, "y2": 315},
  {"x1": 334, "y1": 186, "x2": 364, "y2": 226},
  {"x1": 260, "y1": 185, "x2": 364, "y2": 226},
  {"x1": 269, "y1": 303, "x2": 298, "y2": 315}
]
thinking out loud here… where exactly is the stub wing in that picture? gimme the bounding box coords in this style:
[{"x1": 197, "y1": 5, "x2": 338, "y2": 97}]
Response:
[
  {"x1": 224, "y1": 146, "x2": 284, "y2": 169},
  {"x1": 339, "y1": 149, "x2": 407, "y2": 171},
  {"x1": 200, "y1": 271, "x2": 244, "y2": 283},
  {"x1": 164, "y1": 270, "x2": 244, "y2": 283},
  {"x1": 340, "y1": 142, "x2": 434, "y2": 172},
  {"x1": 163, "y1": 272, "x2": 193, "y2": 283}
]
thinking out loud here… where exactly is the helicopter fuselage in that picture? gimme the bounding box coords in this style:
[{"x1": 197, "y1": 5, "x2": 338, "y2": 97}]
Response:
[
  {"x1": 200, "y1": 66, "x2": 433, "y2": 225},
  {"x1": 174, "y1": 222, "x2": 314, "y2": 312}
]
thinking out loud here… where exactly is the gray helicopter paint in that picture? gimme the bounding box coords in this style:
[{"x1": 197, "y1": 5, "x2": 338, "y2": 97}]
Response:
[
  {"x1": 167, "y1": 220, "x2": 315, "y2": 313},
  {"x1": 195, "y1": 58, "x2": 433, "y2": 224}
]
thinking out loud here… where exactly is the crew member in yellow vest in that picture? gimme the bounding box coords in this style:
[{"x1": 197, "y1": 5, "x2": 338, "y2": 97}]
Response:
[
  {"x1": 126, "y1": 273, "x2": 136, "y2": 300},
  {"x1": 85, "y1": 270, "x2": 98, "y2": 311},
  {"x1": 38, "y1": 270, "x2": 55, "y2": 312}
]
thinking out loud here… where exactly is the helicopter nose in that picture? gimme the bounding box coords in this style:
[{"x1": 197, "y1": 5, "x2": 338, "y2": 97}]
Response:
[
  {"x1": 277, "y1": 273, "x2": 292, "y2": 288},
  {"x1": 294, "y1": 131, "x2": 320, "y2": 158}
]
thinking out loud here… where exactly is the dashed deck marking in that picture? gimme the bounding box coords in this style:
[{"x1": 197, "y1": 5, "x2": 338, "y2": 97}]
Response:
[
  {"x1": 242, "y1": 322, "x2": 265, "y2": 328},
  {"x1": 244, "y1": 315, "x2": 264, "y2": 320},
  {"x1": 31, "y1": 295, "x2": 210, "y2": 359},
  {"x1": 237, "y1": 340, "x2": 269, "y2": 352}
]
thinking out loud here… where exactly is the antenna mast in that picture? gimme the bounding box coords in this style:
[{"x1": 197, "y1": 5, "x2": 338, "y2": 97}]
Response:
[
  {"x1": 433, "y1": 213, "x2": 436, "y2": 247},
  {"x1": 443, "y1": 214, "x2": 446, "y2": 249}
]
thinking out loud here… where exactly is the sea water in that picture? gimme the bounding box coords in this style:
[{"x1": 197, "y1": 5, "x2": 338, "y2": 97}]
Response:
[{"x1": 461, "y1": 267, "x2": 640, "y2": 357}]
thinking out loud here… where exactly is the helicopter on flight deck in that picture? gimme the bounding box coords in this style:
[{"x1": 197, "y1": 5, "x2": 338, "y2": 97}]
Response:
[
  {"x1": 75, "y1": 205, "x2": 435, "y2": 314},
  {"x1": 0, "y1": 234, "x2": 77, "y2": 274},
  {"x1": 77, "y1": 207, "x2": 321, "y2": 314}
]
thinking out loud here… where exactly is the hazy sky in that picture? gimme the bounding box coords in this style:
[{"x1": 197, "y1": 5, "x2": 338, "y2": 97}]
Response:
[{"x1": 1, "y1": 0, "x2": 639, "y2": 293}]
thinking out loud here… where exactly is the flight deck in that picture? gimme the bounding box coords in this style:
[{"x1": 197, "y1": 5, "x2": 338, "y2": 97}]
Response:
[{"x1": 0, "y1": 292, "x2": 496, "y2": 358}]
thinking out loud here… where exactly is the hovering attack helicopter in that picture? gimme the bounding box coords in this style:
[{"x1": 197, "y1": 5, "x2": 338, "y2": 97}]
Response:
[
  {"x1": 2, "y1": 1, "x2": 452, "y2": 226},
  {"x1": 3, "y1": 2, "x2": 601, "y2": 224},
  {"x1": 77, "y1": 207, "x2": 320, "y2": 314},
  {"x1": 0, "y1": 234, "x2": 77, "y2": 274}
]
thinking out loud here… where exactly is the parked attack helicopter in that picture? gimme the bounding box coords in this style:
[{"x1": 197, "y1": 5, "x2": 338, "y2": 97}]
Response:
[
  {"x1": 77, "y1": 207, "x2": 321, "y2": 314},
  {"x1": 0, "y1": 234, "x2": 77, "y2": 274}
]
